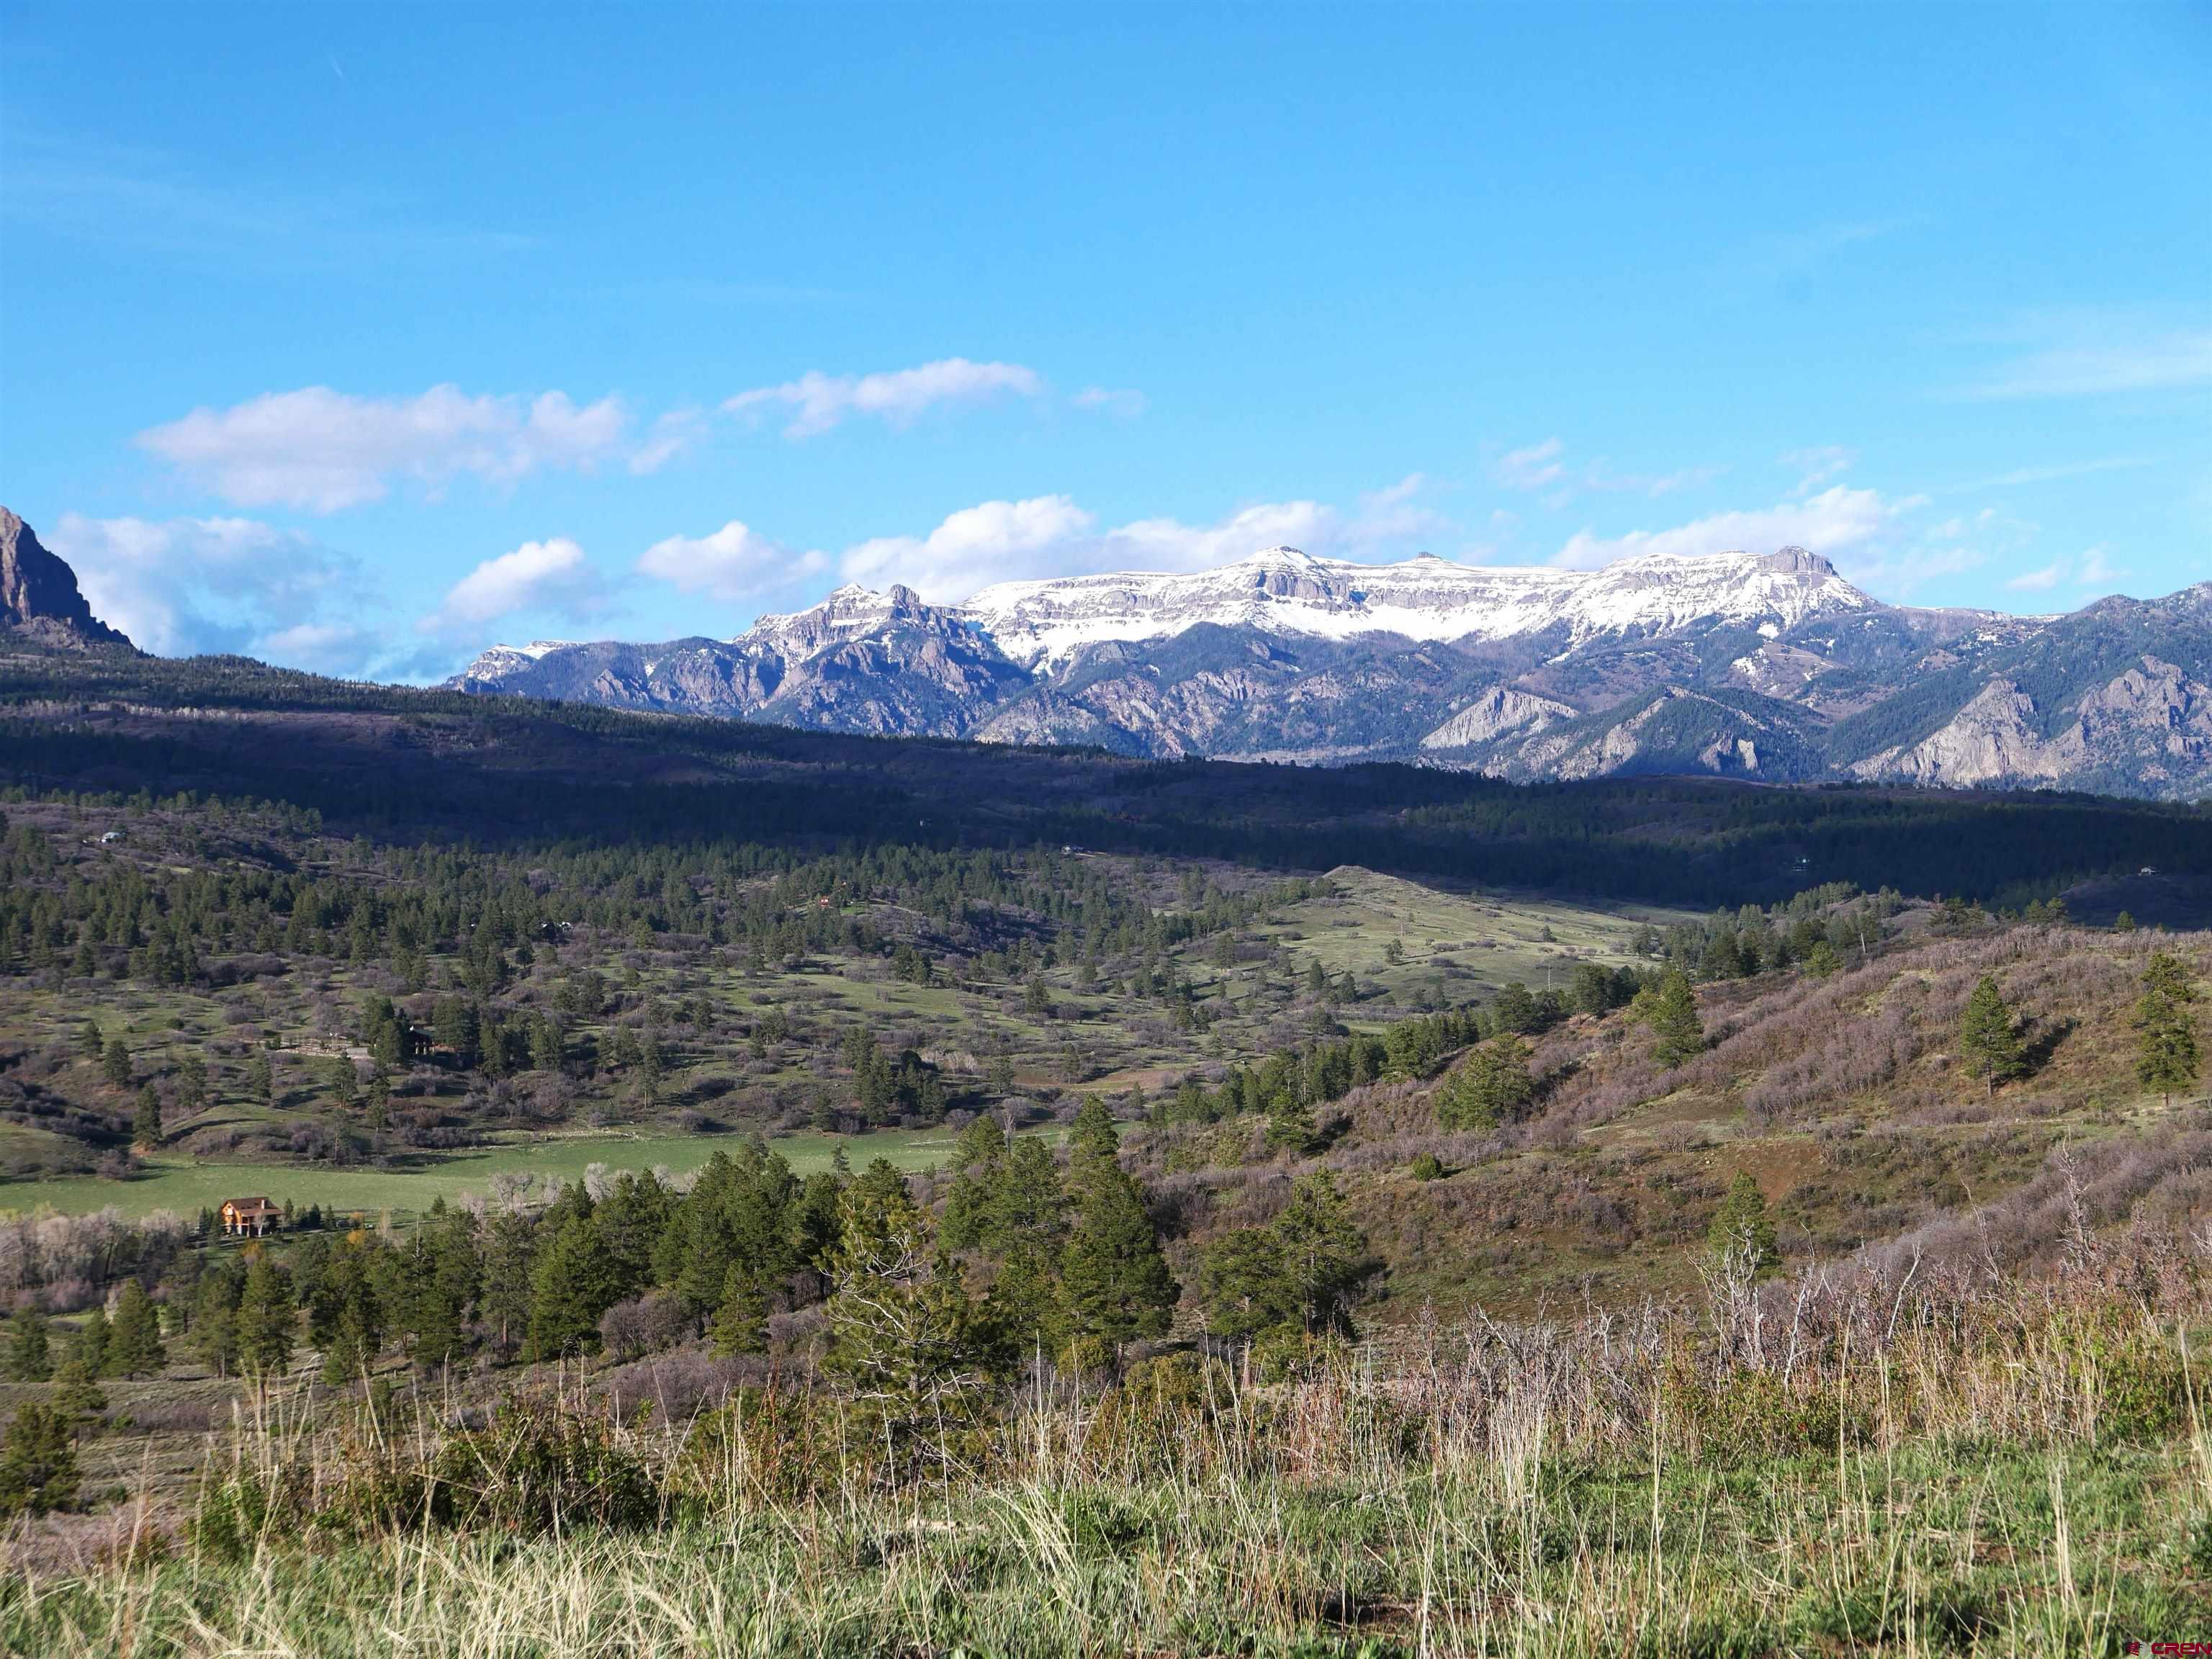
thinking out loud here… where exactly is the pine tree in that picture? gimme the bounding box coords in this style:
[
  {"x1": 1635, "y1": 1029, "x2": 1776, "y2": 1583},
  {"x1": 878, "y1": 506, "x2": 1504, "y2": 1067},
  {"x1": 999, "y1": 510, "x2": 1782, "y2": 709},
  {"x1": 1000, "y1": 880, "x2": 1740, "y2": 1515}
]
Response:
[
  {"x1": 709, "y1": 1264, "x2": 768, "y2": 1355},
  {"x1": 1960, "y1": 973, "x2": 2026, "y2": 1097},
  {"x1": 246, "y1": 1051, "x2": 274, "y2": 1105},
  {"x1": 0, "y1": 1403, "x2": 79, "y2": 1516},
  {"x1": 2146, "y1": 951, "x2": 2196, "y2": 1003},
  {"x1": 1270, "y1": 1172, "x2": 1368, "y2": 1339},
  {"x1": 74, "y1": 1306, "x2": 111, "y2": 1378},
  {"x1": 1061, "y1": 1150, "x2": 1177, "y2": 1346},
  {"x1": 523, "y1": 1213, "x2": 624, "y2": 1360},
  {"x1": 938, "y1": 1114, "x2": 1007, "y2": 1251},
  {"x1": 1491, "y1": 981, "x2": 1542, "y2": 1035},
  {"x1": 2134, "y1": 952, "x2": 2202, "y2": 1107},
  {"x1": 1642, "y1": 969, "x2": 1705, "y2": 1068},
  {"x1": 792, "y1": 1169, "x2": 845, "y2": 1268},
  {"x1": 1197, "y1": 1227, "x2": 1295, "y2": 1343},
  {"x1": 1706, "y1": 1172, "x2": 1779, "y2": 1273},
  {"x1": 1200, "y1": 1172, "x2": 1369, "y2": 1343},
  {"x1": 1438, "y1": 1035, "x2": 1534, "y2": 1130},
  {"x1": 190, "y1": 1270, "x2": 243, "y2": 1378},
  {"x1": 981, "y1": 1236, "x2": 1069, "y2": 1359},
  {"x1": 314, "y1": 1245, "x2": 385, "y2": 1385},
  {"x1": 102, "y1": 1037, "x2": 133, "y2": 1090},
  {"x1": 1263, "y1": 1089, "x2": 1316, "y2": 1154},
  {"x1": 988, "y1": 1136, "x2": 1068, "y2": 1256},
  {"x1": 398, "y1": 1209, "x2": 481, "y2": 1373},
  {"x1": 1066, "y1": 1095, "x2": 1120, "y2": 1165},
  {"x1": 4, "y1": 1308, "x2": 50, "y2": 1382},
  {"x1": 235, "y1": 1260, "x2": 295, "y2": 1383},
  {"x1": 106, "y1": 1282, "x2": 166, "y2": 1377},
  {"x1": 48, "y1": 1353, "x2": 106, "y2": 1426},
  {"x1": 176, "y1": 1053, "x2": 208, "y2": 1113},
  {"x1": 479, "y1": 1210, "x2": 537, "y2": 1358},
  {"x1": 823, "y1": 1159, "x2": 994, "y2": 1476},
  {"x1": 132, "y1": 1084, "x2": 163, "y2": 1150}
]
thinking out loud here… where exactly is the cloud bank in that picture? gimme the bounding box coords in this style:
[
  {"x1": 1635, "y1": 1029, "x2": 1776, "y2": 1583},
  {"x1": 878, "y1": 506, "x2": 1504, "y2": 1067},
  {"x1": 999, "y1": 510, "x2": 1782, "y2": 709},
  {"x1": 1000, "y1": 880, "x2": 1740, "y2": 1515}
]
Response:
[
  {"x1": 726, "y1": 358, "x2": 1046, "y2": 438},
  {"x1": 139, "y1": 385, "x2": 630, "y2": 511},
  {"x1": 46, "y1": 512, "x2": 375, "y2": 671},
  {"x1": 418, "y1": 536, "x2": 605, "y2": 639}
]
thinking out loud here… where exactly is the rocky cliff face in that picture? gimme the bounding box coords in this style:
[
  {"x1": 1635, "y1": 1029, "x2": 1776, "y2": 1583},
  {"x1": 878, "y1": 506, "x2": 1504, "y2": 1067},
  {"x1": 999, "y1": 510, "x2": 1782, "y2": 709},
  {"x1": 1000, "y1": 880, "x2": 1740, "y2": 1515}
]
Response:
[
  {"x1": 451, "y1": 549, "x2": 2212, "y2": 801},
  {"x1": 1850, "y1": 656, "x2": 2212, "y2": 792},
  {"x1": 0, "y1": 508, "x2": 132, "y2": 650},
  {"x1": 451, "y1": 582, "x2": 1031, "y2": 735}
]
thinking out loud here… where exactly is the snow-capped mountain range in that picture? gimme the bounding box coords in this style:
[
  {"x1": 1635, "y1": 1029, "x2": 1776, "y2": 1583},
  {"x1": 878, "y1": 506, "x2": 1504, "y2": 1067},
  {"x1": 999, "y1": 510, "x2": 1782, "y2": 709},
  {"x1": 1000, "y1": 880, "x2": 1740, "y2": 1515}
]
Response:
[
  {"x1": 963, "y1": 545, "x2": 1870, "y2": 667},
  {"x1": 453, "y1": 544, "x2": 2212, "y2": 801}
]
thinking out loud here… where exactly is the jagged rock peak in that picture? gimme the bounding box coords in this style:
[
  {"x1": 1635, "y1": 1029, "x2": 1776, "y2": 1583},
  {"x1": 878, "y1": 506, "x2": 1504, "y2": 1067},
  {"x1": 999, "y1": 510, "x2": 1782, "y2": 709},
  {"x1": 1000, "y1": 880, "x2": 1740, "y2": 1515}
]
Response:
[{"x1": 0, "y1": 507, "x2": 132, "y2": 649}]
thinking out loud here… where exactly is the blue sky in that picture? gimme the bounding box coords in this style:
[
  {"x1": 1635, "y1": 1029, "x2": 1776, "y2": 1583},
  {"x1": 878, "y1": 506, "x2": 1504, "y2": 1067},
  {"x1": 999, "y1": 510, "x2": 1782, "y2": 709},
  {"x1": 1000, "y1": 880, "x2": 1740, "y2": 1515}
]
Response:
[{"x1": 3, "y1": 2, "x2": 2206, "y2": 679}]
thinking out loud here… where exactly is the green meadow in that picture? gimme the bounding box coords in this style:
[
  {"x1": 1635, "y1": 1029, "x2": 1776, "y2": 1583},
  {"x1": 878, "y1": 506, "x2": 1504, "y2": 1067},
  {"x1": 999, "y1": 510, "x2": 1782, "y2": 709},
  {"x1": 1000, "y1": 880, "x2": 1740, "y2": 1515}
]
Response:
[{"x1": 0, "y1": 1125, "x2": 963, "y2": 1222}]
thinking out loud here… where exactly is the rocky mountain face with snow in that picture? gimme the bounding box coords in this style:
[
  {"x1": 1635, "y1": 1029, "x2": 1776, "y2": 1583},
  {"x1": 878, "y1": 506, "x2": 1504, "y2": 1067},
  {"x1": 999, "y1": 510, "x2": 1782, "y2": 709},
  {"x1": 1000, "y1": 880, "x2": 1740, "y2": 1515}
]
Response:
[{"x1": 455, "y1": 544, "x2": 2212, "y2": 800}]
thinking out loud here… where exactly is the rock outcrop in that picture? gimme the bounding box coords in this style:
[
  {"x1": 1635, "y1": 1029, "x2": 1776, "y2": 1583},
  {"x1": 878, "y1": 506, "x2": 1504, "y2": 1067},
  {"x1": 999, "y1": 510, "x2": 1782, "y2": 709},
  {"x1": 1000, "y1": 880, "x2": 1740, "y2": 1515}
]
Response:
[{"x1": 0, "y1": 508, "x2": 132, "y2": 650}]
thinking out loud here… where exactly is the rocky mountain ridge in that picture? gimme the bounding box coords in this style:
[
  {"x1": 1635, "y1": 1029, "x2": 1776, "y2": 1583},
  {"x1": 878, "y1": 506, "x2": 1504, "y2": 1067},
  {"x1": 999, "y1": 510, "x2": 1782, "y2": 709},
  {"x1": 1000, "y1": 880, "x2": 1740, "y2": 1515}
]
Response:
[
  {"x1": 2, "y1": 504, "x2": 2195, "y2": 801},
  {"x1": 451, "y1": 542, "x2": 2212, "y2": 799},
  {"x1": 453, "y1": 546, "x2": 2212, "y2": 805}
]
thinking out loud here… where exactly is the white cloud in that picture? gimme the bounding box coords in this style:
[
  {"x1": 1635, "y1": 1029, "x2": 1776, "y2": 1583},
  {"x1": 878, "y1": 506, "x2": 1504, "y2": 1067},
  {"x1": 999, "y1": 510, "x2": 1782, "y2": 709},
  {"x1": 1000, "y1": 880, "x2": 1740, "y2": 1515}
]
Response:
[
  {"x1": 1955, "y1": 315, "x2": 2212, "y2": 400},
  {"x1": 1349, "y1": 475, "x2": 1455, "y2": 547},
  {"x1": 726, "y1": 357, "x2": 1046, "y2": 439},
  {"x1": 830, "y1": 481, "x2": 1446, "y2": 603},
  {"x1": 1494, "y1": 438, "x2": 1567, "y2": 490},
  {"x1": 638, "y1": 521, "x2": 831, "y2": 606},
  {"x1": 1073, "y1": 386, "x2": 1147, "y2": 418},
  {"x1": 138, "y1": 385, "x2": 631, "y2": 511},
  {"x1": 1845, "y1": 544, "x2": 1988, "y2": 598},
  {"x1": 842, "y1": 495, "x2": 1102, "y2": 599},
  {"x1": 629, "y1": 408, "x2": 707, "y2": 475},
  {"x1": 253, "y1": 621, "x2": 377, "y2": 675},
  {"x1": 47, "y1": 512, "x2": 366, "y2": 662},
  {"x1": 1584, "y1": 462, "x2": 1726, "y2": 498},
  {"x1": 1496, "y1": 438, "x2": 1717, "y2": 500},
  {"x1": 1997, "y1": 547, "x2": 2129, "y2": 597},
  {"x1": 1781, "y1": 445, "x2": 1854, "y2": 496},
  {"x1": 418, "y1": 537, "x2": 603, "y2": 638},
  {"x1": 1551, "y1": 485, "x2": 1917, "y2": 571}
]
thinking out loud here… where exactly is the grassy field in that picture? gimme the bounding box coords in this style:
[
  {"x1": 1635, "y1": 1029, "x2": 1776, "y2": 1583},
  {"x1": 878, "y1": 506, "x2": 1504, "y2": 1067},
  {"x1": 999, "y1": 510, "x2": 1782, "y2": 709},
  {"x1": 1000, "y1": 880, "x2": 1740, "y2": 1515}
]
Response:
[
  {"x1": 6, "y1": 1272, "x2": 2201, "y2": 1656},
  {"x1": 1249, "y1": 864, "x2": 1673, "y2": 998},
  {"x1": 0, "y1": 1125, "x2": 966, "y2": 1220}
]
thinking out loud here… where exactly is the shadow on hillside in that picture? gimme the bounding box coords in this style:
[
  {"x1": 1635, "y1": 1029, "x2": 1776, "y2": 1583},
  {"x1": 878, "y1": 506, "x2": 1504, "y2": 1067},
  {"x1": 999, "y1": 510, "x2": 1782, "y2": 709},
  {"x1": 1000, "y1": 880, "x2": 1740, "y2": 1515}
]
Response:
[{"x1": 2023, "y1": 1015, "x2": 2076, "y2": 1079}]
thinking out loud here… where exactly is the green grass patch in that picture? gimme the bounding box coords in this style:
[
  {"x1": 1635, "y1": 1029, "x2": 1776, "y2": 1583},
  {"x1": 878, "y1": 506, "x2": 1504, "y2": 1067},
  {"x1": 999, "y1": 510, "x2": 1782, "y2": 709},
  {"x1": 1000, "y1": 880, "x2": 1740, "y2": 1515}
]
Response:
[{"x1": 0, "y1": 1125, "x2": 963, "y2": 1221}]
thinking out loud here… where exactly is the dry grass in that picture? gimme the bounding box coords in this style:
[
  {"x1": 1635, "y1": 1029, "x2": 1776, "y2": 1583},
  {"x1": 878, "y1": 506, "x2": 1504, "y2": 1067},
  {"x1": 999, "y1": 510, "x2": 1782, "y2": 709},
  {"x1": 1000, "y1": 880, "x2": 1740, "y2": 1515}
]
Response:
[{"x1": 5, "y1": 1226, "x2": 2208, "y2": 1655}]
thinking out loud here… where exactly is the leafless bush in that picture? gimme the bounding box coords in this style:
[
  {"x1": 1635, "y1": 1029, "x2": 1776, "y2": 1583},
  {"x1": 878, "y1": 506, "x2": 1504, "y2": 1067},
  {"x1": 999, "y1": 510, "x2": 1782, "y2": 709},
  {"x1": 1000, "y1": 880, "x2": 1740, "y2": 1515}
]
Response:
[{"x1": 598, "y1": 1291, "x2": 693, "y2": 1360}]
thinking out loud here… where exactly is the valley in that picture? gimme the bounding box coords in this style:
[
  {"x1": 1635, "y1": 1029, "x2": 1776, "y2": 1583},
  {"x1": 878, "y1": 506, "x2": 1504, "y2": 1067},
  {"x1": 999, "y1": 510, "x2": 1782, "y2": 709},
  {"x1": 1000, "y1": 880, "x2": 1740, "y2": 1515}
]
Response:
[{"x1": 0, "y1": 507, "x2": 2206, "y2": 1652}]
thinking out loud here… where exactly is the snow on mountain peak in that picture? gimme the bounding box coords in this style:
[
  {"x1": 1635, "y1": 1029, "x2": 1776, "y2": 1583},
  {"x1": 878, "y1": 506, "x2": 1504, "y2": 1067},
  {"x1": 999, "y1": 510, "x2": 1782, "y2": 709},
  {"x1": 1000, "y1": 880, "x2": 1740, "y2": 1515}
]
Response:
[{"x1": 956, "y1": 545, "x2": 1870, "y2": 668}]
